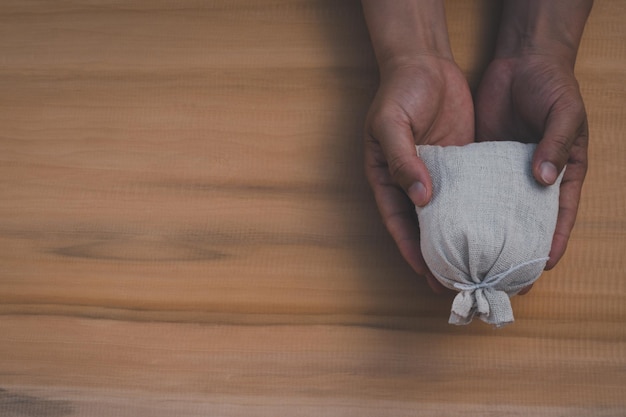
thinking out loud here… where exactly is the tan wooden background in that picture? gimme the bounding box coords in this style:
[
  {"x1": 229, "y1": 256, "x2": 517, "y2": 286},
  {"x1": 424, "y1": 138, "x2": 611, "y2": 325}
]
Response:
[{"x1": 1, "y1": 1, "x2": 624, "y2": 416}]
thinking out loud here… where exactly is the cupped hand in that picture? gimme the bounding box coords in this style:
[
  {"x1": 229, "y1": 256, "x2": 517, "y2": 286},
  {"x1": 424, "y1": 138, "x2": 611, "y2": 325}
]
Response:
[
  {"x1": 475, "y1": 55, "x2": 589, "y2": 280},
  {"x1": 364, "y1": 56, "x2": 474, "y2": 293}
]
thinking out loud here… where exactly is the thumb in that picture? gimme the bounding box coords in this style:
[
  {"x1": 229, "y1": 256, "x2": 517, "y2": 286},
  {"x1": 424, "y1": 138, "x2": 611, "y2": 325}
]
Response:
[
  {"x1": 377, "y1": 120, "x2": 433, "y2": 207},
  {"x1": 532, "y1": 96, "x2": 586, "y2": 185}
]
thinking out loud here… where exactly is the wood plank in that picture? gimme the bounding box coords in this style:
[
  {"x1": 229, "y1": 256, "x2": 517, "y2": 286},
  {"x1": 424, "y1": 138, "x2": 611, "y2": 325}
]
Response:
[{"x1": 1, "y1": 1, "x2": 624, "y2": 415}]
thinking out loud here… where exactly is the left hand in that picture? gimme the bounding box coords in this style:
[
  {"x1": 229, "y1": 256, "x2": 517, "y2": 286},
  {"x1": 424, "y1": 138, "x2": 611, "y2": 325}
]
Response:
[{"x1": 475, "y1": 54, "x2": 589, "y2": 285}]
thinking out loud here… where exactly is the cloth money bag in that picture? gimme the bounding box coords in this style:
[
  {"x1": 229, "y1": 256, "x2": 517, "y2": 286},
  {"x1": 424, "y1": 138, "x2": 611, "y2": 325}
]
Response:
[{"x1": 415, "y1": 141, "x2": 563, "y2": 327}]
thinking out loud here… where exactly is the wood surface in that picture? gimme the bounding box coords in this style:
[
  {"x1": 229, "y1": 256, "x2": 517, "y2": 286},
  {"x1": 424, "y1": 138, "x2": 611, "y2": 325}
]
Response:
[{"x1": 1, "y1": 1, "x2": 625, "y2": 416}]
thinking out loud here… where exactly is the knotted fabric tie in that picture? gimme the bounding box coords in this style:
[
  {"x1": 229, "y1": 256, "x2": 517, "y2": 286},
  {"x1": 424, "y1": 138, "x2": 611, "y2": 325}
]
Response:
[{"x1": 449, "y1": 257, "x2": 549, "y2": 327}]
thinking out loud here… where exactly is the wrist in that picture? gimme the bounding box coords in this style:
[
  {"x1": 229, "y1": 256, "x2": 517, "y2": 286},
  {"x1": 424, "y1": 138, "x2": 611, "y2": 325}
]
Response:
[
  {"x1": 494, "y1": 0, "x2": 593, "y2": 66},
  {"x1": 361, "y1": 0, "x2": 454, "y2": 75}
]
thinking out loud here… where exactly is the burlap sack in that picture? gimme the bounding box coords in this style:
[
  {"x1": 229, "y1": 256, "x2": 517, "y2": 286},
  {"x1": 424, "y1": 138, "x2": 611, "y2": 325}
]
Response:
[{"x1": 415, "y1": 141, "x2": 563, "y2": 327}]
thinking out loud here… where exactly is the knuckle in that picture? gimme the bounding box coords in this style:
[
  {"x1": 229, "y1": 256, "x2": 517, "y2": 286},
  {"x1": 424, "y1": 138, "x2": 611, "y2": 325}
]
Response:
[
  {"x1": 386, "y1": 154, "x2": 413, "y2": 183},
  {"x1": 550, "y1": 134, "x2": 572, "y2": 162}
]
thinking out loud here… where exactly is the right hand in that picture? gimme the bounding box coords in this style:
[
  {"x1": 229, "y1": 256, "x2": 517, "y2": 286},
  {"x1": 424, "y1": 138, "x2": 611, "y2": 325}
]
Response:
[{"x1": 364, "y1": 56, "x2": 474, "y2": 293}]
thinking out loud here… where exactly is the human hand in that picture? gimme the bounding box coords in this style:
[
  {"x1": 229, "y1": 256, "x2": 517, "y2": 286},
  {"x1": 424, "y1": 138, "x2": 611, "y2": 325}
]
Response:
[
  {"x1": 475, "y1": 55, "x2": 588, "y2": 276},
  {"x1": 361, "y1": 0, "x2": 475, "y2": 293},
  {"x1": 364, "y1": 57, "x2": 474, "y2": 293},
  {"x1": 475, "y1": 1, "x2": 592, "y2": 285}
]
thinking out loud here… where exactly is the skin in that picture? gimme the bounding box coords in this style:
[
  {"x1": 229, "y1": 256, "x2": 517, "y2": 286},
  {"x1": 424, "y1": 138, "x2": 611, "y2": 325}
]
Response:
[
  {"x1": 361, "y1": 0, "x2": 474, "y2": 293},
  {"x1": 362, "y1": 0, "x2": 593, "y2": 294},
  {"x1": 475, "y1": 0, "x2": 593, "y2": 274}
]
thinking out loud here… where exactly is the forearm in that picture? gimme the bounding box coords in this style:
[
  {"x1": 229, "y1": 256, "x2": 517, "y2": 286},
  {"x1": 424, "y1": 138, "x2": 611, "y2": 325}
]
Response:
[
  {"x1": 495, "y1": 0, "x2": 593, "y2": 65},
  {"x1": 361, "y1": 0, "x2": 452, "y2": 74}
]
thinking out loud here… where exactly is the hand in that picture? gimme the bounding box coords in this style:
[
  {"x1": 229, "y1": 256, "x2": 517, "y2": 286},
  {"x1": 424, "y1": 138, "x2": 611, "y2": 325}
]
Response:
[
  {"x1": 361, "y1": 0, "x2": 475, "y2": 293},
  {"x1": 364, "y1": 57, "x2": 474, "y2": 293},
  {"x1": 475, "y1": 55, "x2": 588, "y2": 277},
  {"x1": 475, "y1": 0, "x2": 593, "y2": 295}
]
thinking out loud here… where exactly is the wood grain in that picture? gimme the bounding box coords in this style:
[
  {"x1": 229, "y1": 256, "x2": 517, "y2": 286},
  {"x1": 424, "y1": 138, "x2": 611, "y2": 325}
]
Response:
[{"x1": 1, "y1": 1, "x2": 625, "y2": 416}]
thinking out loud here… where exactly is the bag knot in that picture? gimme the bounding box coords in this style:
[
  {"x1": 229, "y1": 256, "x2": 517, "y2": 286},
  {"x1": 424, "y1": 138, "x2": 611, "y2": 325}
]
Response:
[{"x1": 449, "y1": 257, "x2": 549, "y2": 327}]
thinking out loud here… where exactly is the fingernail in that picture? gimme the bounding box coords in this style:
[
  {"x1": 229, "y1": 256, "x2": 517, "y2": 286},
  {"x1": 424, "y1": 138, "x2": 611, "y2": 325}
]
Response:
[
  {"x1": 408, "y1": 182, "x2": 427, "y2": 207},
  {"x1": 539, "y1": 161, "x2": 558, "y2": 185}
]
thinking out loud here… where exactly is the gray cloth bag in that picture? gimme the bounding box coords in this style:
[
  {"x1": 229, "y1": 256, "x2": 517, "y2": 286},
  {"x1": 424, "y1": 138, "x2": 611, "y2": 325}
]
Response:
[{"x1": 415, "y1": 141, "x2": 563, "y2": 327}]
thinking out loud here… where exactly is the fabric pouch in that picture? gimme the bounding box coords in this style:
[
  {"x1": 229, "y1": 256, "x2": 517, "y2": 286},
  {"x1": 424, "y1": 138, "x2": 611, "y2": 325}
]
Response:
[{"x1": 415, "y1": 141, "x2": 563, "y2": 327}]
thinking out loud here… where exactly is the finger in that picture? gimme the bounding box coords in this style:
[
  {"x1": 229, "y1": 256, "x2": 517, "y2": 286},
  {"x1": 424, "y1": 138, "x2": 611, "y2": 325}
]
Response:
[
  {"x1": 545, "y1": 125, "x2": 588, "y2": 269},
  {"x1": 378, "y1": 183, "x2": 425, "y2": 275},
  {"x1": 369, "y1": 161, "x2": 446, "y2": 294},
  {"x1": 532, "y1": 93, "x2": 587, "y2": 185},
  {"x1": 364, "y1": 135, "x2": 427, "y2": 274},
  {"x1": 369, "y1": 114, "x2": 432, "y2": 207},
  {"x1": 364, "y1": 136, "x2": 446, "y2": 294}
]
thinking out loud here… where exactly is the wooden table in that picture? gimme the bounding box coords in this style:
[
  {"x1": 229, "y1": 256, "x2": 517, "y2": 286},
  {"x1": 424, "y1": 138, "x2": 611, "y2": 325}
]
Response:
[{"x1": 1, "y1": 1, "x2": 624, "y2": 415}]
